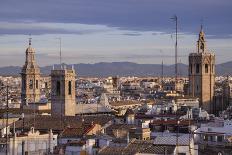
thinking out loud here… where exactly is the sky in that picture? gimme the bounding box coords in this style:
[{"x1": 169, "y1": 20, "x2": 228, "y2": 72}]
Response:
[{"x1": 0, "y1": 0, "x2": 232, "y2": 67}]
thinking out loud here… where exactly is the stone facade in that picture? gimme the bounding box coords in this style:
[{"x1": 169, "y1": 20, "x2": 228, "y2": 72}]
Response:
[
  {"x1": 51, "y1": 67, "x2": 76, "y2": 116},
  {"x1": 21, "y1": 39, "x2": 41, "y2": 106},
  {"x1": 189, "y1": 27, "x2": 215, "y2": 113}
]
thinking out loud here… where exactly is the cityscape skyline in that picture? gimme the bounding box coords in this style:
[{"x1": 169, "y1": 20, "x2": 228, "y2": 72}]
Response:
[{"x1": 0, "y1": 0, "x2": 232, "y2": 67}]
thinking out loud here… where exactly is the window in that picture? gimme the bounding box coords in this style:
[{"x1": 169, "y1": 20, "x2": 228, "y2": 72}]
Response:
[
  {"x1": 56, "y1": 81, "x2": 60, "y2": 95},
  {"x1": 36, "y1": 80, "x2": 38, "y2": 89},
  {"x1": 68, "y1": 81, "x2": 72, "y2": 95},
  {"x1": 29, "y1": 80, "x2": 33, "y2": 89},
  {"x1": 204, "y1": 135, "x2": 208, "y2": 141},
  {"x1": 217, "y1": 136, "x2": 223, "y2": 142},
  {"x1": 190, "y1": 64, "x2": 192, "y2": 74},
  {"x1": 205, "y1": 64, "x2": 208, "y2": 73},
  {"x1": 212, "y1": 64, "x2": 214, "y2": 73},
  {"x1": 196, "y1": 64, "x2": 200, "y2": 73}
]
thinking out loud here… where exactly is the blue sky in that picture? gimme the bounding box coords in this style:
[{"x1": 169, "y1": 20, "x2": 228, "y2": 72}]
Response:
[{"x1": 0, "y1": 0, "x2": 232, "y2": 67}]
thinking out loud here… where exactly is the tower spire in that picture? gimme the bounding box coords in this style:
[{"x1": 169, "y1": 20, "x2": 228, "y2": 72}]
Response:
[
  {"x1": 197, "y1": 24, "x2": 206, "y2": 53},
  {"x1": 29, "y1": 34, "x2": 32, "y2": 46}
]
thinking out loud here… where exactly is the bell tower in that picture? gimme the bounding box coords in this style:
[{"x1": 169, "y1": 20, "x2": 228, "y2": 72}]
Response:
[
  {"x1": 51, "y1": 66, "x2": 76, "y2": 116},
  {"x1": 21, "y1": 38, "x2": 41, "y2": 106},
  {"x1": 189, "y1": 26, "x2": 215, "y2": 113}
]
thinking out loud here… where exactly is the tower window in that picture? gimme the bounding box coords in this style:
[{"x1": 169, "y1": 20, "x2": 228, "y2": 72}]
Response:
[
  {"x1": 68, "y1": 81, "x2": 72, "y2": 95},
  {"x1": 212, "y1": 65, "x2": 214, "y2": 73},
  {"x1": 56, "y1": 81, "x2": 60, "y2": 96},
  {"x1": 190, "y1": 64, "x2": 192, "y2": 74},
  {"x1": 205, "y1": 64, "x2": 208, "y2": 73},
  {"x1": 36, "y1": 80, "x2": 39, "y2": 89},
  {"x1": 196, "y1": 64, "x2": 200, "y2": 74},
  {"x1": 29, "y1": 80, "x2": 33, "y2": 89}
]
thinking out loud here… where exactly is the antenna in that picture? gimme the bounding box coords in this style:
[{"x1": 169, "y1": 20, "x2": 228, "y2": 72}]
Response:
[
  {"x1": 170, "y1": 15, "x2": 178, "y2": 86},
  {"x1": 56, "y1": 38, "x2": 62, "y2": 68},
  {"x1": 171, "y1": 14, "x2": 179, "y2": 154},
  {"x1": 160, "y1": 50, "x2": 164, "y2": 91}
]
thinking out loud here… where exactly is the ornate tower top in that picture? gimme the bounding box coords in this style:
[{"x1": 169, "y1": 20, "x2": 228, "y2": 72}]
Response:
[
  {"x1": 23, "y1": 37, "x2": 39, "y2": 70},
  {"x1": 197, "y1": 25, "x2": 206, "y2": 53}
]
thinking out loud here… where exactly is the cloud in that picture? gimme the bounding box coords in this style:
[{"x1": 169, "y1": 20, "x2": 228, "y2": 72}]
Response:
[
  {"x1": 0, "y1": 22, "x2": 111, "y2": 35},
  {"x1": 122, "y1": 32, "x2": 142, "y2": 36},
  {"x1": 0, "y1": 0, "x2": 231, "y2": 37}
]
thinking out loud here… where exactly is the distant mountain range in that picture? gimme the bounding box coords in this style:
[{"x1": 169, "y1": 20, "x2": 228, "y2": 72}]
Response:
[{"x1": 0, "y1": 62, "x2": 231, "y2": 77}]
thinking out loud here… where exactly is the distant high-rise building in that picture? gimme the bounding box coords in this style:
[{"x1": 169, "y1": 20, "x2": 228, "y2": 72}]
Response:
[
  {"x1": 21, "y1": 38, "x2": 41, "y2": 106},
  {"x1": 189, "y1": 26, "x2": 215, "y2": 112},
  {"x1": 51, "y1": 66, "x2": 76, "y2": 116}
]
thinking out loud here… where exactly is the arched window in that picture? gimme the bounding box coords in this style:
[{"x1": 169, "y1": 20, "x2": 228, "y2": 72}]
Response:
[
  {"x1": 56, "y1": 81, "x2": 60, "y2": 95},
  {"x1": 205, "y1": 64, "x2": 208, "y2": 73},
  {"x1": 68, "y1": 81, "x2": 72, "y2": 95},
  {"x1": 36, "y1": 80, "x2": 39, "y2": 89},
  {"x1": 196, "y1": 64, "x2": 200, "y2": 74}
]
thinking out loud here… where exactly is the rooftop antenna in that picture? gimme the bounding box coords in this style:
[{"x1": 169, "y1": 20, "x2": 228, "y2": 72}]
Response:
[
  {"x1": 170, "y1": 15, "x2": 178, "y2": 86},
  {"x1": 160, "y1": 50, "x2": 164, "y2": 91},
  {"x1": 171, "y1": 14, "x2": 179, "y2": 154},
  {"x1": 56, "y1": 38, "x2": 62, "y2": 69}
]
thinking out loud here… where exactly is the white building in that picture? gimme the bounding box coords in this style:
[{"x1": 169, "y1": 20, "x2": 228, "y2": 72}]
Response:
[
  {"x1": 0, "y1": 127, "x2": 57, "y2": 155},
  {"x1": 194, "y1": 119, "x2": 232, "y2": 147}
]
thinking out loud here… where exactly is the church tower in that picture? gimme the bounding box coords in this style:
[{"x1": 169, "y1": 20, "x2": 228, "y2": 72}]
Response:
[
  {"x1": 51, "y1": 66, "x2": 76, "y2": 116},
  {"x1": 21, "y1": 38, "x2": 41, "y2": 106},
  {"x1": 189, "y1": 26, "x2": 215, "y2": 113}
]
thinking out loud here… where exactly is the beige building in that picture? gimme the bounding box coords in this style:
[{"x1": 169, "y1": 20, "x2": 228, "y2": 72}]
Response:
[
  {"x1": 189, "y1": 26, "x2": 215, "y2": 113},
  {"x1": 51, "y1": 66, "x2": 76, "y2": 116},
  {"x1": 7, "y1": 128, "x2": 57, "y2": 155},
  {"x1": 21, "y1": 39, "x2": 41, "y2": 106}
]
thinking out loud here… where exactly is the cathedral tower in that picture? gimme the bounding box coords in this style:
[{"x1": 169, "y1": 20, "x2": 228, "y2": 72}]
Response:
[
  {"x1": 21, "y1": 38, "x2": 41, "y2": 106},
  {"x1": 189, "y1": 26, "x2": 215, "y2": 112},
  {"x1": 51, "y1": 66, "x2": 76, "y2": 116}
]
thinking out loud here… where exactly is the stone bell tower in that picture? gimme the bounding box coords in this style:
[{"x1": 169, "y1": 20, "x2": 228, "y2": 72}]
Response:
[
  {"x1": 51, "y1": 66, "x2": 76, "y2": 116},
  {"x1": 21, "y1": 38, "x2": 41, "y2": 107},
  {"x1": 189, "y1": 26, "x2": 215, "y2": 113}
]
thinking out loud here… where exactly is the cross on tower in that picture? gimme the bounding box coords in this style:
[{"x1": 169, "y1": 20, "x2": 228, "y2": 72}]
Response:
[{"x1": 29, "y1": 35, "x2": 32, "y2": 46}]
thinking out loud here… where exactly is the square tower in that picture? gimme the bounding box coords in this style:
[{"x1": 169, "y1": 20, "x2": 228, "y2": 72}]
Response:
[
  {"x1": 189, "y1": 27, "x2": 215, "y2": 113},
  {"x1": 51, "y1": 66, "x2": 76, "y2": 116}
]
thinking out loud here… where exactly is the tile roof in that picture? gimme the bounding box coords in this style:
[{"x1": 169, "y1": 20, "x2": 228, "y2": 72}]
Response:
[
  {"x1": 98, "y1": 139, "x2": 175, "y2": 155},
  {"x1": 12, "y1": 115, "x2": 114, "y2": 132},
  {"x1": 60, "y1": 123, "x2": 97, "y2": 138}
]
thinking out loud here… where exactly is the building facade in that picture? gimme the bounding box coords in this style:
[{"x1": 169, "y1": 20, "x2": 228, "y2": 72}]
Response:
[
  {"x1": 189, "y1": 27, "x2": 215, "y2": 113},
  {"x1": 21, "y1": 39, "x2": 41, "y2": 106},
  {"x1": 51, "y1": 66, "x2": 76, "y2": 116}
]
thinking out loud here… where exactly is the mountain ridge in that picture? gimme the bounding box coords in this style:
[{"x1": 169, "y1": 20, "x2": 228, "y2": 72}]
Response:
[{"x1": 0, "y1": 61, "x2": 231, "y2": 77}]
